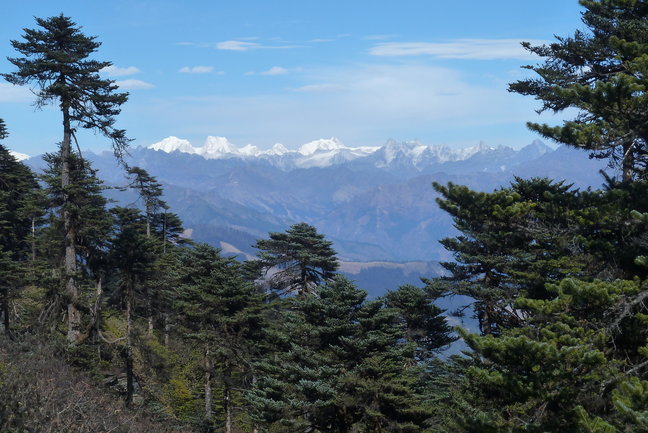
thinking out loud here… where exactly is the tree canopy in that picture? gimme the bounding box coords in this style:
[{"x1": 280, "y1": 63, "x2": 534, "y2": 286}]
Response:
[
  {"x1": 509, "y1": 0, "x2": 648, "y2": 181},
  {"x1": 253, "y1": 222, "x2": 339, "y2": 295}
]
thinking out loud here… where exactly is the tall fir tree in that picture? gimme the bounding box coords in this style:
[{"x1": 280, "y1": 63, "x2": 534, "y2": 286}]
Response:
[
  {"x1": 3, "y1": 14, "x2": 130, "y2": 343},
  {"x1": 174, "y1": 243, "x2": 264, "y2": 432},
  {"x1": 109, "y1": 206, "x2": 156, "y2": 406},
  {"x1": 432, "y1": 177, "x2": 584, "y2": 335},
  {"x1": 38, "y1": 153, "x2": 113, "y2": 336}
]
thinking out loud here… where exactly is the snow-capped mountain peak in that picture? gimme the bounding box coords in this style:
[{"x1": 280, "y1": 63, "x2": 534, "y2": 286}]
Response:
[
  {"x1": 199, "y1": 136, "x2": 239, "y2": 158},
  {"x1": 148, "y1": 136, "x2": 196, "y2": 154},
  {"x1": 240, "y1": 144, "x2": 260, "y2": 156},
  {"x1": 9, "y1": 150, "x2": 30, "y2": 161},
  {"x1": 266, "y1": 143, "x2": 289, "y2": 155},
  {"x1": 298, "y1": 137, "x2": 345, "y2": 156},
  {"x1": 144, "y1": 135, "x2": 551, "y2": 172}
]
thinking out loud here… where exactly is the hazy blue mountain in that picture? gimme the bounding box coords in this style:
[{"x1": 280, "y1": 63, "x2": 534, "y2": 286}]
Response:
[{"x1": 26, "y1": 138, "x2": 608, "y2": 265}]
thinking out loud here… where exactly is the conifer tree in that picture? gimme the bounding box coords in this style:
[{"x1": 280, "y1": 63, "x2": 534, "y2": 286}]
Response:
[
  {"x1": 0, "y1": 120, "x2": 39, "y2": 335},
  {"x1": 174, "y1": 244, "x2": 264, "y2": 431},
  {"x1": 127, "y1": 166, "x2": 165, "y2": 238},
  {"x1": 249, "y1": 277, "x2": 431, "y2": 432},
  {"x1": 433, "y1": 178, "x2": 585, "y2": 334},
  {"x1": 459, "y1": 277, "x2": 648, "y2": 433},
  {"x1": 127, "y1": 166, "x2": 168, "y2": 335},
  {"x1": 253, "y1": 222, "x2": 339, "y2": 295},
  {"x1": 38, "y1": 153, "x2": 113, "y2": 334},
  {"x1": 383, "y1": 284, "x2": 456, "y2": 362},
  {"x1": 509, "y1": 0, "x2": 648, "y2": 181},
  {"x1": 4, "y1": 14, "x2": 130, "y2": 343},
  {"x1": 109, "y1": 206, "x2": 156, "y2": 406}
]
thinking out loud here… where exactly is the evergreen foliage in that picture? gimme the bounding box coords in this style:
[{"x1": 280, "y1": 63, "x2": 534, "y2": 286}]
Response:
[
  {"x1": 459, "y1": 277, "x2": 647, "y2": 432},
  {"x1": 174, "y1": 243, "x2": 264, "y2": 431},
  {"x1": 2, "y1": 5, "x2": 648, "y2": 433},
  {"x1": 383, "y1": 284, "x2": 457, "y2": 361},
  {"x1": 433, "y1": 177, "x2": 585, "y2": 334},
  {"x1": 509, "y1": 0, "x2": 648, "y2": 181},
  {"x1": 249, "y1": 276, "x2": 432, "y2": 432},
  {"x1": 253, "y1": 222, "x2": 339, "y2": 295},
  {"x1": 3, "y1": 14, "x2": 130, "y2": 343},
  {"x1": 0, "y1": 125, "x2": 40, "y2": 335}
]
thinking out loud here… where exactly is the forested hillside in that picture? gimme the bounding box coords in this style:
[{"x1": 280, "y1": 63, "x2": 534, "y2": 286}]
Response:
[{"x1": 1, "y1": 1, "x2": 648, "y2": 432}]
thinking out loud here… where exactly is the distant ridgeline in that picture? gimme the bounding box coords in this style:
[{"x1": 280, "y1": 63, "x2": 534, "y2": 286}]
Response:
[{"x1": 25, "y1": 137, "x2": 607, "y2": 266}]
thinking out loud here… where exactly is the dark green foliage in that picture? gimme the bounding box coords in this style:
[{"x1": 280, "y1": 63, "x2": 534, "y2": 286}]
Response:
[
  {"x1": 127, "y1": 166, "x2": 165, "y2": 237},
  {"x1": 110, "y1": 207, "x2": 157, "y2": 291},
  {"x1": 0, "y1": 135, "x2": 40, "y2": 334},
  {"x1": 254, "y1": 222, "x2": 339, "y2": 295},
  {"x1": 174, "y1": 243, "x2": 264, "y2": 429},
  {"x1": 509, "y1": 0, "x2": 648, "y2": 181},
  {"x1": 459, "y1": 278, "x2": 648, "y2": 433},
  {"x1": 383, "y1": 284, "x2": 457, "y2": 361},
  {"x1": 4, "y1": 14, "x2": 131, "y2": 342},
  {"x1": 249, "y1": 276, "x2": 432, "y2": 432},
  {"x1": 3, "y1": 14, "x2": 130, "y2": 157},
  {"x1": 40, "y1": 153, "x2": 113, "y2": 269},
  {"x1": 0, "y1": 118, "x2": 7, "y2": 140},
  {"x1": 433, "y1": 177, "x2": 584, "y2": 335}
]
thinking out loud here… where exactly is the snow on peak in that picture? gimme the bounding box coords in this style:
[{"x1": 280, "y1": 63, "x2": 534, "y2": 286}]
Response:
[
  {"x1": 148, "y1": 136, "x2": 196, "y2": 154},
  {"x1": 145, "y1": 136, "x2": 550, "y2": 170},
  {"x1": 199, "y1": 136, "x2": 239, "y2": 158},
  {"x1": 298, "y1": 137, "x2": 345, "y2": 156},
  {"x1": 266, "y1": 143, "x2": 289, "y2": 155},
  {"x1": 9, "y1": 150, "x2": 30, "y2": 161},
  {"x1": 239, "y1": 144, "x2": 260, "y2": 156}
]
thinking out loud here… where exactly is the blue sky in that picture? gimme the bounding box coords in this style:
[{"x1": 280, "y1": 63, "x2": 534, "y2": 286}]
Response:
[{"x1": 1, "y1": 0, "x2": 585, "y2": 156}]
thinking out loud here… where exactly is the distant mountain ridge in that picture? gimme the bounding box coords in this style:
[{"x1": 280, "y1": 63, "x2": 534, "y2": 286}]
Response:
[
  {"x1": 147, "y1": 136, "x2": 553, "y2": 172},
  {"x1": 26, "y1": 137, "x2": 608, "y2": 264}
]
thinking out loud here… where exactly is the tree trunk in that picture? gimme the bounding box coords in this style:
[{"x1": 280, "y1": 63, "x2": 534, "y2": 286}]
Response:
[
  {"x1": 162, "y1": 212, "x2": 167, "y2": 254},
  {"x1": 252, "y1": 373, "x2": 259, "y2": 433},
  {"x1": 224, "y1": 384, "x2": 232, "y2": 433},
  {"x1": 147, "y1": 296, "x2": 153, "y2": 336},
  {"x1": 62, "y1": 107, "x2": 81, "y2": 344},
  {"x1": 126, "y1": 286, "x2": 134, "y2": 406},
  {"x1": 164, "y1": 313, "x2": 170, "y2": 347},
  {"x1": 2, "y1": 290, "x2": 9, "y2": 336},
  {"x1": 145, "y1": 218, "x2": 154, "y2": 336},
  {"x1": 204, "y1": 348, "x2": 213, "y2": 419},
  {"x1": 622, "y1": 141, "x2": 634, "y2": 182},
  {"x1": 31, "y1": 216, "x2": 36, "y2": 263}
]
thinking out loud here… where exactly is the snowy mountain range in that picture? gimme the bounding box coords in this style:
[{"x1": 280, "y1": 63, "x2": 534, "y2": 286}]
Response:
[
  {"x1": 24, "y1": 135, "x2": 609, "y2": 267},
  {"x1": 147, "y1": 136, "x2": 553, "y2": 171}
]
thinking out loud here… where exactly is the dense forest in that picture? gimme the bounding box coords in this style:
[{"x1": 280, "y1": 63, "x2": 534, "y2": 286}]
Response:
[{"x1": 1, "y1": 1, "x2": 647, "y2": 432}]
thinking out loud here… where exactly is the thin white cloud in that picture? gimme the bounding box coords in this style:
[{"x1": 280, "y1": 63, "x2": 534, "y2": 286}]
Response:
[
  {"x1": 293, "y1": 83, "x2": 344, "y2": 92},
  {"x1": 0, "y1": 83, "x2": 34, "y2": 102},
  {"x1": 101, "y1": 65, "x2": 141, "y2": 77},
  {"x1": 216, "y1": 40, "x2": 302, "y2": 51},
  {"x1": 115, "y1": 79, "x2": 154, "y2": 90},
  {"x1": 261, "y1": 66, "x2": 289, "y2": 76},
  {"x1": 179, "y1": 66, "x2": 218, "y2": 74},
  {"x1": 216, "y1": 40, "x2": 260, "y2": 51},
  {"x1": 369, "y1": 39, "x2": 546, "y2": 60},
  {"x1": 364, "y1": 34, "x2": 398, "y2": 41}
]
